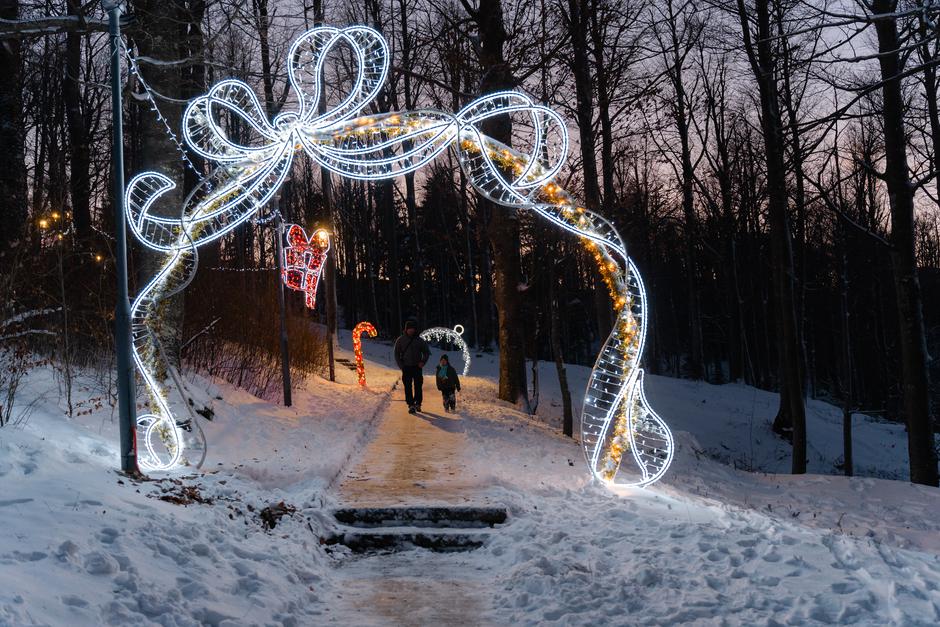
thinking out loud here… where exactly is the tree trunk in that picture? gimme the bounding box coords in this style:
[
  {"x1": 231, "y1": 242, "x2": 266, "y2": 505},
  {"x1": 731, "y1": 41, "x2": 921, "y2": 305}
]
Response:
[
  {"x1": 565, "y1": 0, "x2": 602, "y2": 207},
  {"x1": 566, "y1": 0, "x2": 612, "y2": 344},
  {"x1": 549, "y1": 252, "x2": 574, "y2": 436},
  {"x1": 64, "y1": 0, "x2": 91, "y2": 238},
  {"x1": 132, "y1": 0, "x2": 187, "y2": 367},
  {"x1": 469, "y1": 0, "x2": 529, "y2": 407},
  {"x1": 872, "y1": 0, "x2": 938, "y2": 486},
  {"x1": 0, "y1": 0, "x2": 26, "y2": 249},
  {"x1": 737, "y1": 0, "x2": 807, "y2": 473},
  {"x1": 664, "y1": 0, "x2": 704, "y2": 379},
  {"x1": 397, "y1": 0, "x2": 428, "y2": 326},
  {"x1": 917, "y1": 13, "x2": 940, "y2": 209},
  {"x1": 588, "y1": 0, "x2": 617, "y2": 207}
]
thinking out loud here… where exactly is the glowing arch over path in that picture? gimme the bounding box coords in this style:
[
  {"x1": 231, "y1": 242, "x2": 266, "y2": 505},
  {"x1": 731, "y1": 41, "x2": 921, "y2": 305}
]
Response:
[{"x1": 124, "y1": 25, "x2": 674, "y2": 486}]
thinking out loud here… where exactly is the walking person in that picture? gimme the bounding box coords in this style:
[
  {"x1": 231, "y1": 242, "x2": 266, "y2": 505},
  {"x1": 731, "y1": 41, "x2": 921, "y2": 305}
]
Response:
[
  {"x1": 435, "y1": 354, "x2": 461, "y2": 413},
  {"x1": 394, "y1": 319, "x2": 431, "y2": 414}
]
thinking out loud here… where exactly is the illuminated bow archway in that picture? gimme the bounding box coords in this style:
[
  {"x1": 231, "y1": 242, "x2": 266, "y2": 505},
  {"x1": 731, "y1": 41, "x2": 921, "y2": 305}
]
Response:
[{"x1": 125, "y1": 25, "x2": 674, "y2": 487}]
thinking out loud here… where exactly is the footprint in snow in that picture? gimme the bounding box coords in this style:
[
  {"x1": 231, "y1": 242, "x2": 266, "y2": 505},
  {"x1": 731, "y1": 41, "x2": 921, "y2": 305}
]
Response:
[
  {"x1": 831, "y1": 581, "x2": 861, "y2": 595},
  {"x1": 83, "y1": 550, "x2": 118, "y2": 575},
  {"x1": 0, "y1": 498, "x2": 33, "y2": 508},
  {"x1": 97, "y1": 527, "x2": 119, "y2": 544},
  {"x1": 11, "y1": 551, "x2": 46, "y2": 562},
  {"x1": 60, "y1": 594, "x2": 89, "y2": 608},
  {"x1": 762, "y1": 550, "x2": 783, "y2": 563}
]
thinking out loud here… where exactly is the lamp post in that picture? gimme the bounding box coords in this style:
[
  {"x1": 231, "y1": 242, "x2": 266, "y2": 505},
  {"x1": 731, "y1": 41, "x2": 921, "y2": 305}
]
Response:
[{"x1": 105, "y1": 0, "x2": 138, "y2": 474}]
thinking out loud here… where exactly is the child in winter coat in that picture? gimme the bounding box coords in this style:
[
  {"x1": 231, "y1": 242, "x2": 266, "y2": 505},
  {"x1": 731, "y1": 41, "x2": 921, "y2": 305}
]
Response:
[{"x1": 435, "y1": 354, "x2": 461, "y2": 412}]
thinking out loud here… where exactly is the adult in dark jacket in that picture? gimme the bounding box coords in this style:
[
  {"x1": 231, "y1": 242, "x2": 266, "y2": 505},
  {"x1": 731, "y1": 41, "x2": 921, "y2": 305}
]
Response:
[
  {"x1": 394, "y1": 320, "x2": 431, "y2": 413},
  {"x1": 435, "y1": 354, "x2": 461, "y2": 412}
]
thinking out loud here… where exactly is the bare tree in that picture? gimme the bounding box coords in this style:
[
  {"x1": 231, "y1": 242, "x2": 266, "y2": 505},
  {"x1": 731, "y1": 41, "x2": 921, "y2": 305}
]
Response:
[
  {"x1": 0, "y1": 0, "x2": 26, "y2": 249},
  {"x1": 869, "y1": 0, "x2": 938, "y2": 486},
  {"x1": 736, "y1": 0, "x2": 807, "y2": 473},
  {"x1": 461, "y1": 0, "x2": 530, "y2": 408}
]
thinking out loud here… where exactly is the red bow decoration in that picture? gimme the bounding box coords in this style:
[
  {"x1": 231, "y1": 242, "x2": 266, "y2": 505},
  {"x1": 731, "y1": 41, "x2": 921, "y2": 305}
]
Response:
[{"x1": 282, "y1": 224, "x2": 331, "y2": 309}]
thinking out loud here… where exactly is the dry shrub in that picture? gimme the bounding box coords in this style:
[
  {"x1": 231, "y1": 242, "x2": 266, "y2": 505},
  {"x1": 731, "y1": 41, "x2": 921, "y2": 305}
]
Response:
[{"x1": 183, "y1": 267, "x2": 328, "y2": 401}]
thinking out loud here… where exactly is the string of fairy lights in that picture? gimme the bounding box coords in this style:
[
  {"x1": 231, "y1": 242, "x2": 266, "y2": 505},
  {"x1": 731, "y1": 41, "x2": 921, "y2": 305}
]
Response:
[
  {"x1": 123, "y1": 45, "x2": 204, "y2": 180},
  {"x1": 123, "y1": 25, "x2": 674, "y2": 487}
]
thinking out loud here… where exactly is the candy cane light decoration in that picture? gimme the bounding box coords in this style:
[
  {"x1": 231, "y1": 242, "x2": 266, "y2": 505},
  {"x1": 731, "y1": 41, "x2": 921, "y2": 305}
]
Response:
[
  {"x1": 282, "y1": 224, "x2": 330, "y2": 309},
  {"x1": 420, "y1": 325, "x2": 471, "y2": 376},
  {"x1": 125, "y1": 25, "x2": 673, "y2": 486},
  {"x1": 352, "y1": 321, "x2": 377, "y2": 386}
]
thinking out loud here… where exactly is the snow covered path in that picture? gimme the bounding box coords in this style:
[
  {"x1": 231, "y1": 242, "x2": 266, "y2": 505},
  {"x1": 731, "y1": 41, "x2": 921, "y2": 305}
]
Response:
[
  {"x1": 330, "y1": 383, "x2": 502, "y2": 624},
  {"x1": 326, "y1": 368, "x2": 940, "y2": 626},
  {"x1": 328, "y1": 551, "x2": 493, "y2": 625},
  {"x1": 338, "y1": 386, "x2": 491, "y2": 506}
]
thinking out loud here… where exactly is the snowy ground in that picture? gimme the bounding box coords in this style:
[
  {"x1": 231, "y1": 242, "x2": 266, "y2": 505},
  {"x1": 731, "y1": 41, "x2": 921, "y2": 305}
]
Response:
[{"x1": 1, "y1": 333, "x2": 939, "y2": 625}]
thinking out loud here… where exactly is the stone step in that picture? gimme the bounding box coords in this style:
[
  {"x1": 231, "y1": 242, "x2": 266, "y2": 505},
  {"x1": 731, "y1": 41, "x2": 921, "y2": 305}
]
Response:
[
  {"x1": 333, "y1": 506, "x2": 508, "y2": 529},
  {"x1": 325, "y1": 527, "x2": 492, "y2": 553}
]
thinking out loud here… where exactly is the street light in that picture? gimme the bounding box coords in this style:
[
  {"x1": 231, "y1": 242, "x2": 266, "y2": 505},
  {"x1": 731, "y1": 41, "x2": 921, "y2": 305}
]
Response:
[{"x1": 104, "y1": 0, "x2": 138, "y2": 475}]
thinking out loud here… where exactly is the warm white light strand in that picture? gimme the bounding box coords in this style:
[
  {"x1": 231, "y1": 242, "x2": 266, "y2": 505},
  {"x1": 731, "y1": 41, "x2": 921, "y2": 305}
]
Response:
[
  {"x1": 124, "y1": 25, "x2": 674, "y2": 487},
  {"x1": 123, "y1": 45, "x2": 204, "y2": 179}
]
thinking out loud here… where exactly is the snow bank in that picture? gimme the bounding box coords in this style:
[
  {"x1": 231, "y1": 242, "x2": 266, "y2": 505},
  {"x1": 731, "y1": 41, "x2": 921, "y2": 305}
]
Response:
[
  {"x1": 1, "y1": 336, "x2": 938, "y2": 625},
  {"x1": 450, "y1": 376, "x2": 940, "y2": 625},
  {"x1": 0, "y1": 345, "x2": 397, "y2": 626}
]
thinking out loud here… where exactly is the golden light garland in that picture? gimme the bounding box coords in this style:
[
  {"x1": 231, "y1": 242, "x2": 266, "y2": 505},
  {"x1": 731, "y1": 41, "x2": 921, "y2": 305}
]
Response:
[{"x1": 468, "y1": 139, "x2": 655, "y2": 484}]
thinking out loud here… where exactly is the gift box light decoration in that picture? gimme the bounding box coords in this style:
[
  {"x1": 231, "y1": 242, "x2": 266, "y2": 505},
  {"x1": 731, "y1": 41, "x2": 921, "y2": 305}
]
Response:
[
  {"x1": 352, "y1": 321, "x2": 378, "y2": 386},
  {"x1": 124, "y1": 24, "x2": 673, "y2": 486},
  {"x1": 420, "y1": 325, "x2": 472, "y2": 376},
  {"x1": 282, "y1": 224, "x2": 330, "y2": 309}
]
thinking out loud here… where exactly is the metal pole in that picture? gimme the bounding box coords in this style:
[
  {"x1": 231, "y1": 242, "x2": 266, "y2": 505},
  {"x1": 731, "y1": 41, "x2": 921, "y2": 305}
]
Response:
[
  {"x1": 326, "y1": 249, "x2": 336, "y2": 383},
  {"x1": 106, "y1": 1, "x2": 138, "y2": 474},
  {"x1": 274, "y1": 213, "x2": 292, "y2": 406}
]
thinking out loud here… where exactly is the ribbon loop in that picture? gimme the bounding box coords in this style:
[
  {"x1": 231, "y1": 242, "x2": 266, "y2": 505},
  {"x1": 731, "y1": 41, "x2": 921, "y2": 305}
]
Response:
[
  {"x1": 183, "y1": 80, "x2": 282, "y2": 163},
  {"x1": 289, "y1": 26, "x2": 389, "y2": 127}
]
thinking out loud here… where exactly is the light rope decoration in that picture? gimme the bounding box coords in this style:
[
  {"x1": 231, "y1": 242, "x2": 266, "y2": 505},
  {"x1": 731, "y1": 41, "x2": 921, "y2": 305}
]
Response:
[
  {"x1": 282, "y1": 224, "x2": 330, "y2": 309},
  {"x1": 123, "y1": 45, "x2": 204, "y2": 179},
  {"x1": 352, "y1": 321, "x2": 377, "y2": 386},
  {"x1": 420, "y1": 325, "x2": 471, "y2": 376},
  {"x1": 124, "y1": 25, "x2": 673, "y2": 486}
]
